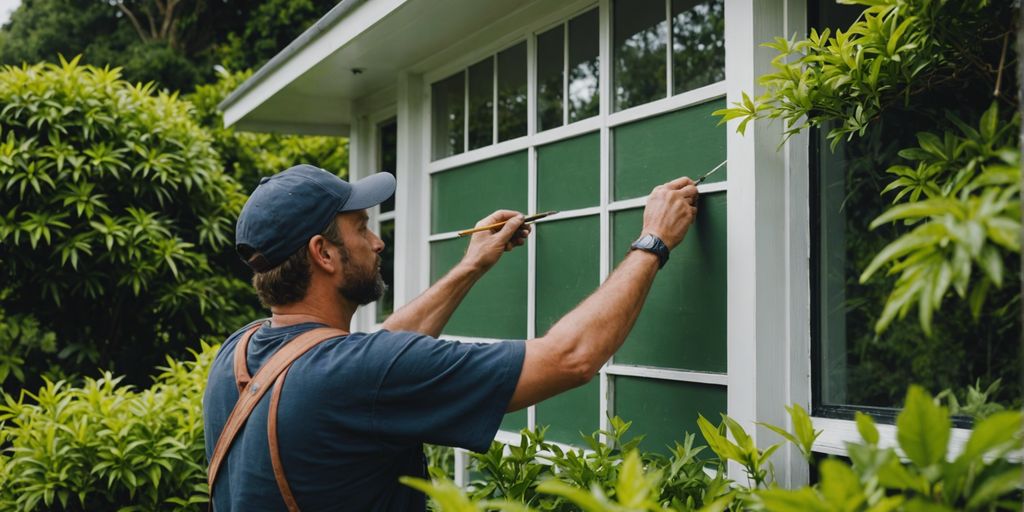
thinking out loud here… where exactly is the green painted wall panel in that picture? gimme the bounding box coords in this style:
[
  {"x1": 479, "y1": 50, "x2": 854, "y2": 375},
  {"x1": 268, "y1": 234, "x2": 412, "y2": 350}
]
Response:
[
  {"x1": 535, "y1": 216, "x2": 600, "y2": 335},
  {"x1": 534, "y1": 215, "x2": 601, "y2": 445},
  {"x1": 430, "y1": 237, "x2": 527, "y2": 339},
  {"x1": 431, "y1": 151, "x2": 528, "y2": 234},
  {"x1": 536, "y1": 379, "x2": 601, "y2": 445},
  {"x1": 500, "y1": 409, "x2": 528, "y2": 434},
  {"x1": 613, "y1": 99, "x2": 726, "y2": 201},
  {"x1": 613, "y1": 377, "x2": 726, "y2": 454},
  {"x1": 611, "y1": 193, "x2": 727, "y2": 372},
  {"x1": 537, "y1": 132, "x2": 600, "y2": 212}
]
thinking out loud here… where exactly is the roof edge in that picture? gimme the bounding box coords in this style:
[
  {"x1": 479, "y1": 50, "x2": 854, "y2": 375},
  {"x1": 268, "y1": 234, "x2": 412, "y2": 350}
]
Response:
[{"x1": 217, "y1": 0, "x2": 369, "y2": 113}]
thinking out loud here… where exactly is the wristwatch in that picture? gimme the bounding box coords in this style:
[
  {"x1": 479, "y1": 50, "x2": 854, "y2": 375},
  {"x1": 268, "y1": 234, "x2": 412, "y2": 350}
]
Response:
[{"x1": 630, "y1": 234, "x2": 669, "y2": 269}]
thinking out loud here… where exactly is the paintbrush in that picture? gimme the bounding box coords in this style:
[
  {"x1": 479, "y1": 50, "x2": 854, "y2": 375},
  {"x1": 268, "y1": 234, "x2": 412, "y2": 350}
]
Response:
[
  {"x1": 457, "y1": 210, "x2": 558, "y2": 237},
  {"x1": 695, "y1": 160, "x2": 727, "y2": 185}
]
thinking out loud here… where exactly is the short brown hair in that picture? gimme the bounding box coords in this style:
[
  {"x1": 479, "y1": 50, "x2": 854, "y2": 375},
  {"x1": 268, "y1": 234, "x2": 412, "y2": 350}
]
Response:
[{"x1": 252, "y1": 218, "x2": 343, "y2": 307}]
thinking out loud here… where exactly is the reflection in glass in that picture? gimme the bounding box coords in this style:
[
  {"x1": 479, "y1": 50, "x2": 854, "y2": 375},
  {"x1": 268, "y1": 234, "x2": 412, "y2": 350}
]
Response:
[
  {"x1": 431, "y1": 72, "x2": 464, "y2": 159},
  {"x1": 671, "y1": 0, "x2": 725, "y2": 94},
  {"x1": 376, "y1": 219, "x2": 395, "y2": 322},
  {"x1": 468, "y1": 57, "x2": 494, "y2": 150},
  {"x1": 613, "y1": 0, "x2": 667, "y2": 111},
  {"x1": 568, "y1": 8, "x2": 600, "y2": 122},
  {"x1": 497, "y1": 42, "x2": 528, "y2": 141},
  {"x1": 378, "y1": 119, "x2": 397, "y2": 212},
  {"x1": 537, "y1": 25, "x2": 564, "y2": 132}
]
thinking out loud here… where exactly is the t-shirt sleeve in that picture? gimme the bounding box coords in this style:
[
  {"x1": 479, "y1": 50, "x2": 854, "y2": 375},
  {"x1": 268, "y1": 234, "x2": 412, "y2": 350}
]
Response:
[{"x1": 371, "y1": 333, "x2": 526, "y2": 453}]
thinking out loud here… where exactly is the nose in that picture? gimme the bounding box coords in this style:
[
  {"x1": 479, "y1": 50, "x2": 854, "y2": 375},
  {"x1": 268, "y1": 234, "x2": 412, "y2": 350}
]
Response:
[{"x1": 371, "y1": 230, "x2": 385, "y2": 254}]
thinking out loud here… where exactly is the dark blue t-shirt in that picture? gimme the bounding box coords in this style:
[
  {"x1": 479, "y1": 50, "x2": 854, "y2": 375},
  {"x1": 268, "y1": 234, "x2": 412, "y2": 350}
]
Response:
[{"x1": 203, "y1": 322, "x2": 525, "y2": 511}]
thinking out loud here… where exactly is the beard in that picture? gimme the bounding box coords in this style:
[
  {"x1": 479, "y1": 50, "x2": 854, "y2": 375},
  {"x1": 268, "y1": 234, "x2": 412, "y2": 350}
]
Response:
[{"x1": 335, "y1": 243, "x2": 387, "y2": 306}]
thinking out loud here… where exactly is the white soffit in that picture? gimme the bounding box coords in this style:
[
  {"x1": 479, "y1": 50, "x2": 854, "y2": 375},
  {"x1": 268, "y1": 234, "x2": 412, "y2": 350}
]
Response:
[{"x1": 221, "y1": 0, "x2": 569, "y2": 135}]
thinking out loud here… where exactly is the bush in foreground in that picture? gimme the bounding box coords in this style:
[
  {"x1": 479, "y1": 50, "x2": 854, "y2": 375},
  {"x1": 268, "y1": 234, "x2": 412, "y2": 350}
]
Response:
[{"x1": 0, "y1": 342, "x2": 216, "y2": 511}]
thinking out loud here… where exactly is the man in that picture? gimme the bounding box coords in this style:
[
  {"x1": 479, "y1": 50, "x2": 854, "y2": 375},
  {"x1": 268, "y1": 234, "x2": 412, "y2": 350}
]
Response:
[{"x1": 204, "y1": 164, "x2": 698, "y2": 511}]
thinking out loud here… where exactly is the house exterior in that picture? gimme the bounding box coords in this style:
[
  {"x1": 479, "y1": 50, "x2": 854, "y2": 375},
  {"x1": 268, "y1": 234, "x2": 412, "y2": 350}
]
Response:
[{"x1": 218, "y1": 0, "x2": 976, "y2": 485}]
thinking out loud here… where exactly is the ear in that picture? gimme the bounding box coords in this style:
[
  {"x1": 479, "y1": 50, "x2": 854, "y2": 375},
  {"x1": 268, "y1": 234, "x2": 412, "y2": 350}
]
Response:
[{"x1": 307, "y1": 235, "x2": 338, "y2": 274}]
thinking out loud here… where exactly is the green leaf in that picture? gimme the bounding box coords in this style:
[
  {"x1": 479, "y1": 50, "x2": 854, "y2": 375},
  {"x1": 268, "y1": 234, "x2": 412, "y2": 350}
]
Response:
[
  {"x1": 896, "y1": 386, "x2": 950, "y2": 468},
  {"x1": 855, "y1": 412, "x2": 879, "y2": 445},
  {"x1": 965, "y1": 467, "x2": 1022, "y2": 509}
]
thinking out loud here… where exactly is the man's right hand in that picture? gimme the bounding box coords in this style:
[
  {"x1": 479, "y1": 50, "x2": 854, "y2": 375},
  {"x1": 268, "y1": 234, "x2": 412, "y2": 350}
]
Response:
[
  {"x1": 461, "y1": 210, "x2": 531, "y2": 273},
  {"x1": 641, "y1": 176, "x2": 699, "y2": 250}
]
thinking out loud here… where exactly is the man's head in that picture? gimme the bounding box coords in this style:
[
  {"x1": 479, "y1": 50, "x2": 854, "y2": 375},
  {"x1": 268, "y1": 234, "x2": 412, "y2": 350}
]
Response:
[{"x1": 235, "y1": 165, "x2": 396, "y2": 307}]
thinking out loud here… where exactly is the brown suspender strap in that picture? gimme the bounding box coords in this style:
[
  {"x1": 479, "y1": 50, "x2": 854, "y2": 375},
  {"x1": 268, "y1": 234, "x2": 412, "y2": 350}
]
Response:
[
  {"x1": 233, "y1": 324, "x2": 260, "y2": 394},
  {"x1": 208, "y1": 326, "x2": 347, "y2": 510},
  {"x1": 268, "y1": 368, "x2": 299, "y2": 512}
]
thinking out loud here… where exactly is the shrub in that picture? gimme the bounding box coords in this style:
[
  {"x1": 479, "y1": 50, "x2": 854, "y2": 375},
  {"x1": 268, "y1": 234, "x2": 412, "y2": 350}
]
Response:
[
  {"x1": 0, "y1": 341, "x2": 217, "y2": 511},
  {"x1": 405, "y1": 387, "x2": 1023, "y2": 512},
  {"x1": 0, "y1": 56, "x2": 258, "y2": 388}
]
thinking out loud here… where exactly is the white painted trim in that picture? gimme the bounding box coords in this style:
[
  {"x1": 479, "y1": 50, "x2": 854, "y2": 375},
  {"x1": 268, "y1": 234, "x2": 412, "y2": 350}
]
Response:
[
  {"x1": 604, "y1": 364, "x2": 728, "y2": 386},
  {"x1": 811, "y1": 417, "x2": 974, "y2": 459},
  {"x1": 606, "y1": 82, "x2": 727, "y2": 128},
  {"x1": 597, "y1": 0, "x2": 613, "y2": 443}
]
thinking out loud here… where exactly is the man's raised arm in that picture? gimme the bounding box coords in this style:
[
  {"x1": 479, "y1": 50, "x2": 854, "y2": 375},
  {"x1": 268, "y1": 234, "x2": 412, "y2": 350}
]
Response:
[
  {"x1": 381, "y1": 210, "x2": 530, "y2": 337},
  {"x1": 507, "y1": 176, "x2": 699, "y2": 411}
]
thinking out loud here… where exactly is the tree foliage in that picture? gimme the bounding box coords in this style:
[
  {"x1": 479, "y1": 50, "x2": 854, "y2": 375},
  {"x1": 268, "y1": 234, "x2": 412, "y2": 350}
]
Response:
[
  {"x1": 0, "y1": 57, "x2": 257, "y2": 388},
  {"x1": 715, "y1": 0, "x2": 1019, "y2": 336},
  {"x1": 0, "y1": 0, "x2": 339, "y2": 92}
]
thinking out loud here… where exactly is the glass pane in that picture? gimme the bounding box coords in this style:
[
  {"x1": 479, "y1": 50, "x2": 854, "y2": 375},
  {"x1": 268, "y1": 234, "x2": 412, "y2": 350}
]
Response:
[
  {"x1": 611, "y1": 196, "x2": 727, "y2": 372},
  {"x1": 430, "y1": 151, "x2": 528, "y2": 234},
  {"x1": 468, "y1": 57, "x2": 494, "y2": 150},
  {"x1": 810, "y1": 0, "x2": 1021, "y2": 419},
  {"x1": 537, "y1": 132, "x2": 600, "y2": 212},
  {"x1": 375, "y1": 219, "x2": 395, "y2": 323},
  {"x1": 497, "y1": 42, "x2": 528, "y2": 141},
  {"x1": 536, "y1": 379, "x2": 600, "y2": 445},
  {"x1": 613, "y1": 99, "x2": 726, "y2": 201},
  {"x1": 536, "y1": 24, "x2": 565, "y2": 132},
  {"x1": 431, "y1": 72, "x2": 464, "y2": 159},
  {"x1": 568, "y1": 8, "x2": 600, "y2": 122},
  {"x1": 614, "y1": 377, "x2": 726, "y2": 454},
  {"x1": 671, "y1": 0, "x2": 725, "y2": 94},
  {"x1": 378, "y1": 119, "x2": 398, "y2": 212},
  {"x1": 430, "y1": 237, "x2": 527, "y2": 340},
  {"x1": 613, "y1": 0, "x2": 668, "y2": 111}
]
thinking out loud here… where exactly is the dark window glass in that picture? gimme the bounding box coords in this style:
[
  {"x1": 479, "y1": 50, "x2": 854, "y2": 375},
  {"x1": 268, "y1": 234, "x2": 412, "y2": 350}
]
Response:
[
  {"x1": 671, "y1": 0, "x2": 725, "y2": 94},
  {"x1": 809, "y1": 2, "x2": 1021, "y2": 422},
  {"x1": 431, "y1": 72, "x2": 464, "y2": 159},
  {"x1": 376, "y1": 219, "x2": 395, "y2": 322},
  {"x1": 613, "y1": 0, "x2": 668, "y2": 111},
  {"x1": 497, "y1": 42, "x2": 528, "y2": 141},
  {"x1": 468, "y1": 57, "x2": 494, "y2": 150},
  {"x1": 378, "y1": 119, "x2": 397, "y2": 213},
  {"x1": 568, "y1": 8, "x2": 600, "y2": 122},
  {"x1": 537, "y1": 25, "x2": 565, "y2": 132}
]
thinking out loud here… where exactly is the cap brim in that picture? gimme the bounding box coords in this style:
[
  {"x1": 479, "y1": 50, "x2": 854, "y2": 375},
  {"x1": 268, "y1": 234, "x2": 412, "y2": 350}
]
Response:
[{"x1": 339, "y1": 172, "x2": 397, "y2": 211}]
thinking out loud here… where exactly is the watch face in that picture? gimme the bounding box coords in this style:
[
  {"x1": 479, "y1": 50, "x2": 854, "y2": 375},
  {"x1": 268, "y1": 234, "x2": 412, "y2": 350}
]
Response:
[{"x1": 634, "y1": 235, "x2": 657, "y2": 250}]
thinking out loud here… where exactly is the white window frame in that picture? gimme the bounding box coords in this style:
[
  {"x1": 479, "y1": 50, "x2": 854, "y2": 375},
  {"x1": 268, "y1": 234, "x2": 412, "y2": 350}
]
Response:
[{"x1": 416, "y1": 0, "x2": 731, "y2": 484}]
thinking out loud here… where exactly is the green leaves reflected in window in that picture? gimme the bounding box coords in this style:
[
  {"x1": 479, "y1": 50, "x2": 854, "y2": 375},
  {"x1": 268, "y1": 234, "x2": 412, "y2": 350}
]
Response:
[
  {"x1": 613, "y1": 0, "x2": 667, "y2": 111},
  {"x1": 468, "y1": 57, "x2": 494, "y2": 150},
  {"x1": 431, "y1": 72, "x2": 464, "y2": 160},
  {"x1": 537, "y1": 25, "x2": 564, "y2": 132},
  {"x1": 497, "y1": 42, "x2": 528, "y2": 142},
  {"x1": 671, "y1": 0, "x2": 725, "y2": 94},
  {"x1": 568, "y1": 9, "x2": 600, "y2": 122}
]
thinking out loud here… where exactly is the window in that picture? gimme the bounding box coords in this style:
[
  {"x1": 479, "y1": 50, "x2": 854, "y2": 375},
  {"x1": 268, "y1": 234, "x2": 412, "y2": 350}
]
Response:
[
  {"x1": 426, "y1": 4, "x2": 728, "y2": 451},
  {"x1": 431, "y1": 42, "x2": 527, "y2": 159},
  {"x1": 536, "y1": 8, "x2": 600, "y2": 133},
  {"x1": 613, "y1": 0, "x2": 724, "y2": 112},
  {"x1": 375, "y1": 119, "x2": 397, "y2": 323},
  {"x1": 809, "y1": 2, "x2": 1021, "y2": 424}
]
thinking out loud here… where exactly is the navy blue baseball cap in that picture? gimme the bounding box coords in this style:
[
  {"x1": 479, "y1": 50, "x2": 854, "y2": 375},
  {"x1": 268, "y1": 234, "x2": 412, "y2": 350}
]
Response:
[{"x1": 235, "y1": 164, "x2": 396, "y2": 272}]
